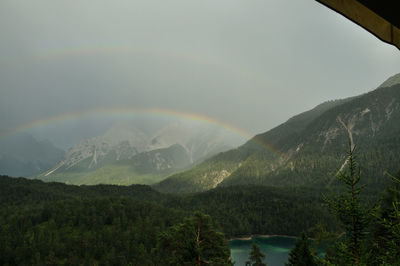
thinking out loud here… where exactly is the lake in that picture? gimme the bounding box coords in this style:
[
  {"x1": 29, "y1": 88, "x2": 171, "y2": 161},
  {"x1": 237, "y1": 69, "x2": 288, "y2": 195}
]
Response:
[{"x1": 229, "y1": 236, "x2": 296, "y2": 266}]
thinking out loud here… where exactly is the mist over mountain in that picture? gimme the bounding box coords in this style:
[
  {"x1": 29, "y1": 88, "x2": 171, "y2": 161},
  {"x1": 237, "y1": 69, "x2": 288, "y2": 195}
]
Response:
[
  {"x1": 0, "y1": 133, "x2": 65, "y2": 177},
  {"x1": 154, "y1": 73, "x2": 400, "y2": 193},
  {"x1": 37, "y1": 119, "x2": 245, "y2": 185},
  {"x1": 28, "y1": 116, "x2": 179, "y2": 150}
]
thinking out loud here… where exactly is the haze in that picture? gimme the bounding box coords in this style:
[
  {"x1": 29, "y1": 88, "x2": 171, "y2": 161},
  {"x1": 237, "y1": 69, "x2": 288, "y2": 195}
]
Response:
[{"x1": 1, "y1": 0, "x2": 400, "y2": 148}]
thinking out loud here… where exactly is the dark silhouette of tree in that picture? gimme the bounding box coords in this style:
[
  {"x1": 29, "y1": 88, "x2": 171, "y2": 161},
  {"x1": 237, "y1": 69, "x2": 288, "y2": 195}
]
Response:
[
  {"x1": 286, "y1": 232, "x2": 316, "y2": 266},
  {"x1": 157, "y1": 212, "x2": 233, "y2": 265},
  {"x1": 246, "y1": 243, "x2": 266, "y2": 266},
  {"x1": 324, "y1": 135, "x2": 369, "y2": 265},
  {"x1": 367, "y1": 171, "x2": 400, "y2": 265}
]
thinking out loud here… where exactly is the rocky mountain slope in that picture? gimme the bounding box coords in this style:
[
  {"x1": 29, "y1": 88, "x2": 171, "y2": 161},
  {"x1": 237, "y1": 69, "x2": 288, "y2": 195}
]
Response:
[
  {"x1": 39, "y1": 121, "x2": 243, "y2": 185},
  {"x1": 154, "y1": 73, "x2": 400, "y2": 193}
]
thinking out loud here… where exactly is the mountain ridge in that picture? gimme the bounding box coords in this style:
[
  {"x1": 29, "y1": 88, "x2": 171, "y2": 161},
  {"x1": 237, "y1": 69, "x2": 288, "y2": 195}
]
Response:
[
  {"x1": 154, "y1": 74, "x2": 400, "y2": 193},
  {"x1": 38, "y1": 120, "x2": 244, "y2": 185}
]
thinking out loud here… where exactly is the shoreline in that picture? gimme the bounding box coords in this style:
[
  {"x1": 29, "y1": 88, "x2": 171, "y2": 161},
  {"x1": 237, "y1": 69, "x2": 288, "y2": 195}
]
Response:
[{"x1": 228, "y1": 234, "x2": 298, "y2": 241}]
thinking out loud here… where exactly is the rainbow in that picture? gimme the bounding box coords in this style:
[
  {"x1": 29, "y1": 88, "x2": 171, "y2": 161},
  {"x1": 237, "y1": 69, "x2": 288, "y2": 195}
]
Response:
[
  {"x1": 3, "y1": 45, "x2": 283, "y2": 156},
  {"x1": 0, "y1": 107, "x2": 282, "y2": 157},
  {"x1": 26, "y1": 45, "x2": 282, "y2": 90}
]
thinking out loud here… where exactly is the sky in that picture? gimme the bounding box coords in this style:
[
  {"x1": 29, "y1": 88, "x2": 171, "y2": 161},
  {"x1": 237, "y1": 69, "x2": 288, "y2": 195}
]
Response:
[{"x1": 1, "y1": 0, "x2": 400, "y2": 148}]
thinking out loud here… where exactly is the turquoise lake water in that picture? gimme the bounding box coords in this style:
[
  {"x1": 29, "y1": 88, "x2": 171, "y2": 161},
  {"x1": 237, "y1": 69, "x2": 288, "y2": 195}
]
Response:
[{"x1": 229, "y1": 236, "x2": 296, "y2": 266}]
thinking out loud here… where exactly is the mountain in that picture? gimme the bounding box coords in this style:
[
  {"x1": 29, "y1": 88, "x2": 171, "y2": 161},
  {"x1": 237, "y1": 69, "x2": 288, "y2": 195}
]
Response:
[
  {"x1": 38, "y1": 120, "x2": 244, "y2": 185},
  {"x1": 147, "y1": 121, "x2": 238, "y2": 163},
  {"x1": 154, "y1": 73, "x2": 400, "y2": 193},
  {"x1": 41, "y1": 143, "x2": 191, "y2": 185},
  {"x1": 42, "y1": 123, "x2": 149, "y2": 176},
  {"x1": 377, "y1": 72, "x2": 400, "y2": 89},
  {"x1": 0, "y1": 133, "x2": 65, "y2": 177}
]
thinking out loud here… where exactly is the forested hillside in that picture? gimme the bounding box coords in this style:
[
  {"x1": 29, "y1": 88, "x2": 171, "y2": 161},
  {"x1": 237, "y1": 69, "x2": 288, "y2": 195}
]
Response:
[
  {"x1": 155, "y1": 75, "x2": 400, "y2": 194},
  {"x1": 0, "y1": 175, "x2": 339, "y2": 264}
]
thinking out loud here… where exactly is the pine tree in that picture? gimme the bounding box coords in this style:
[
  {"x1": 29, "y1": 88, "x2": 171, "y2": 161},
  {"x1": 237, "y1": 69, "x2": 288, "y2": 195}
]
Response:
[
  {"x1": 157, "y1": 212, "x2": 233, "y2": 265},
  {"x1": 324, "y1": 135, "x2": 369, "y2": 265},
  {"x1": 369, "y1": 171, "x2": 400, "y2": 265},
  {"x1": 286, "y1": 232, "x2": 316, "y2": 266},
  {"x1": 245, "y1": 243, "x2": 266, "y2": 266}
]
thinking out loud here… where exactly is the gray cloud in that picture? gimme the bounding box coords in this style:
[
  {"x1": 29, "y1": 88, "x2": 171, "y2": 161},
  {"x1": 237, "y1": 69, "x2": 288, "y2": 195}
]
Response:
[{"x1": 1, "y1": 0, "x2": 400, "y2": 142}]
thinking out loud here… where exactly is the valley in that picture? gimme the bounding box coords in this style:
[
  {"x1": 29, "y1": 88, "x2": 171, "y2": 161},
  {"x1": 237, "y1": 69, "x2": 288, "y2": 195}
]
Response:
[
  {"x1": 2, "y1": 1, "x2": 400, "y2": 264},
  {"x1": 1, "y1": 73, "x2": 400, "y2": 265}
]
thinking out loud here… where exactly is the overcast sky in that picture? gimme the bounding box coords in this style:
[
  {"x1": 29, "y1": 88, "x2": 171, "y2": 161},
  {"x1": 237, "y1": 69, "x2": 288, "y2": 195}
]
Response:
[{"x1": 1, "y1": 0, "x2": 400, "y2": 147}]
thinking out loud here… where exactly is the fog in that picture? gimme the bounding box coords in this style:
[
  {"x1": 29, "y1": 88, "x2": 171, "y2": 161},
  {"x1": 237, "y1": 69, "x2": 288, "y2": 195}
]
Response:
[{"x1": 1, "y1": 0, "x2": 400, "y2": 148}]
